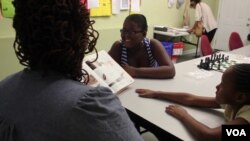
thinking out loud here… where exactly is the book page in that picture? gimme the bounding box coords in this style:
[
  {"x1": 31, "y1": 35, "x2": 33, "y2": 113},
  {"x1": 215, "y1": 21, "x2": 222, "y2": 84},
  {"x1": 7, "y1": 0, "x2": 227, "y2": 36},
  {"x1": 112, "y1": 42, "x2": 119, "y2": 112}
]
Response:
[
  {"x1": 82, "y1": 50, "x2": 134, "y2": 94},
  {"x1": 82, "y1": 62, "x2": 109, "y2": 88}
]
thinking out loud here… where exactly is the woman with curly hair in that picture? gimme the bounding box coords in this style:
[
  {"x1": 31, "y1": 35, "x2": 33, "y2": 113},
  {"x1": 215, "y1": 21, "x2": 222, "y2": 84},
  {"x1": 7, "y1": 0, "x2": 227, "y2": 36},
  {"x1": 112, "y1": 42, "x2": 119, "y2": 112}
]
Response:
[{"x1": 0, "y1": 0, "x2": 143, "y2": 141}]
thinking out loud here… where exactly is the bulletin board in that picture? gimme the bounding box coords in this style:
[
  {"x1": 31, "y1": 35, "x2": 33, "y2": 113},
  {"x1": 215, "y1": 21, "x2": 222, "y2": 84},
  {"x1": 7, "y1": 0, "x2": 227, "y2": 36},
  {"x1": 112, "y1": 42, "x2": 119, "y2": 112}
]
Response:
[
  {"x1": 90, "y1": 0, "x2": 112, "y2": 17},
  {"x1": 89, "y1": 0, "x2": 141, "y2": 17},
  {"x1": 0, "y1": 0, "x2": 142, "y2": 18}
]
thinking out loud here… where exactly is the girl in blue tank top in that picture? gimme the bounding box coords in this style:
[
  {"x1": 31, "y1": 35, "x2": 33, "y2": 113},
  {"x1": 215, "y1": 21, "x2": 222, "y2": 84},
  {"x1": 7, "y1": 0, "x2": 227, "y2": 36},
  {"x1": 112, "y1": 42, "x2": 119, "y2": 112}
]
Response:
[{"x1": 109, "y1": 14, "x2": 175, "y2": 79}]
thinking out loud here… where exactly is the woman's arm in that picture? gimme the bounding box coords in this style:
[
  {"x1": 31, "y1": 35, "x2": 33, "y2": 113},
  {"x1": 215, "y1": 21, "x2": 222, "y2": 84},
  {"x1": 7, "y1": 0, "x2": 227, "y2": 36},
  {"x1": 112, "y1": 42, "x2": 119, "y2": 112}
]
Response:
[
  {"x1": 108, "y1": 41, "x2": 122, "y2": 64},
  {"x1": 151, "y1": 39, "x2": 176, "y2": 78},
  {"x1": 189, "y1": 3, "x2": 202, "y2": 33},
  {"x1": 188, "y1": 21, "x2": 200, "y2": 33}
]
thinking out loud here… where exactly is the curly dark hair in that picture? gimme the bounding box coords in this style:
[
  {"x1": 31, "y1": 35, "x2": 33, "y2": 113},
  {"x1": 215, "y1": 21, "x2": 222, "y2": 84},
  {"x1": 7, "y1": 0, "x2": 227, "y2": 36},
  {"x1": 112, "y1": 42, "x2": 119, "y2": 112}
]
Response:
[{"x1": 12, "y1": 0, "x2": 99, "y2": 83}]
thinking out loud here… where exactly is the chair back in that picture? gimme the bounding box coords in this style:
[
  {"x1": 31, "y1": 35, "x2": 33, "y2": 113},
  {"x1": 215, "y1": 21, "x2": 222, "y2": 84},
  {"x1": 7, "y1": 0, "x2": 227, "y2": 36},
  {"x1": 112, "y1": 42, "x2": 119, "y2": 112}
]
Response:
[
  {"x1": 200, "y1": 35, "x2": 213, "y2": 56},
  {"x1": 229, "y1": 32, "x2": 243, "y2": 51}
]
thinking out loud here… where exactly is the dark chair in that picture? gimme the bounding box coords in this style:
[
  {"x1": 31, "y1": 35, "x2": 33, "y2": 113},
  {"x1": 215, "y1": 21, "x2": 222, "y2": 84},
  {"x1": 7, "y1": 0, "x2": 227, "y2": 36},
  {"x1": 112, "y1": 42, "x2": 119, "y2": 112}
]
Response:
[
  {"x1": 200, "y1": 35, "x2": 213, "y2": 56},
  {"x1": 229, "y1": 32, "x2": 244, "y2": 51}
]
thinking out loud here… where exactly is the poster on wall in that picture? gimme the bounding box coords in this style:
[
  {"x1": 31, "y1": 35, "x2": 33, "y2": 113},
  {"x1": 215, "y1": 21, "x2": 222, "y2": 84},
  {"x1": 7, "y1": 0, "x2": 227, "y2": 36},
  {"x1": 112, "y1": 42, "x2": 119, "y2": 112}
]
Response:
[
  {"x1": 90, "y1": 0, "x2": 112, "y2": 17},
  {"x1": 87, "y1": 0, "x2": 99, "y2": 9},
  {"x1": 120, "y1": 0, "x2": 130, "y2": 10},
  {"x1": 168, "y1": 0, "x2": 175, "y2": 8},
  {"x1": 112, "y1": 0, "x2": 121, "y2": 14},
  {"x1": 130, "y1": 0, "x2": 141, "y2": 13}
]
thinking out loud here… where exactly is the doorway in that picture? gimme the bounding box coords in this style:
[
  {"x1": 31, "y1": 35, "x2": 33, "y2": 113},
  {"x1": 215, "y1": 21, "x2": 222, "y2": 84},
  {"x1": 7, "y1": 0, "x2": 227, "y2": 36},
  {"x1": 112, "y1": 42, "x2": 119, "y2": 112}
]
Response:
[{"x1": 214, "y1": 0, "x2": 250, "y2": 51}]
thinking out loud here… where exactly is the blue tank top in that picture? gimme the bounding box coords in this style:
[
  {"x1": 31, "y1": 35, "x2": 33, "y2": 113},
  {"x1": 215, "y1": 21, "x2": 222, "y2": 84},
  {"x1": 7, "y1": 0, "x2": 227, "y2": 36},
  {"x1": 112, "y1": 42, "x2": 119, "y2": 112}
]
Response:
[{"x1": 120, "y1": 38, "x2": 157, "y2": 67}]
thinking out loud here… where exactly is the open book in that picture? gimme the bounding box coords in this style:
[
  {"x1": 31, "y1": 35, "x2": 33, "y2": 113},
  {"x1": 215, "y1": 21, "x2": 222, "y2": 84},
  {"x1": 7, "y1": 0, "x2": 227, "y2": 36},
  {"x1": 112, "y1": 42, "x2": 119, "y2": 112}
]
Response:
[{"x1": 82, "y1": 50, "x2": 134, "y2": 94}]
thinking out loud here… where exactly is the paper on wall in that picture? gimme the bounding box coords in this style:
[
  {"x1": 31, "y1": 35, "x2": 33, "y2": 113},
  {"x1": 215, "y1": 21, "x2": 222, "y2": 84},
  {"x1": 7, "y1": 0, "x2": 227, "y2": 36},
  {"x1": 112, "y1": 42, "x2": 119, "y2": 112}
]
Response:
[
  {"x1": 88, "y1": 0, "x2": 99, "y2": 9},
  {"x1": 168, "y1": 0, "x2": 175, "y2": 8},
  {"x1": 130, "y1": 0, "x2": 140, "y2": 13},
  {"x1": 112, "y1": 0, "x2": 120, "y2": 14},
  {"x1": 120, "y1": 0, "x2": 129, "y2": 10}
]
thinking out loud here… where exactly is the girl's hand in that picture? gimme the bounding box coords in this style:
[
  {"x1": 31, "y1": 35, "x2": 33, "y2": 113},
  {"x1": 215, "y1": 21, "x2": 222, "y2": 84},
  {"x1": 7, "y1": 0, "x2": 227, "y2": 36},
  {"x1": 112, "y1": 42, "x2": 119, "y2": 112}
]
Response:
[
  {"x1": 135, "y1": 89, "x2": 157, "y2": 98},
  {"x1": 165, "y1": 105, "x2": 189, "y2": 120}
]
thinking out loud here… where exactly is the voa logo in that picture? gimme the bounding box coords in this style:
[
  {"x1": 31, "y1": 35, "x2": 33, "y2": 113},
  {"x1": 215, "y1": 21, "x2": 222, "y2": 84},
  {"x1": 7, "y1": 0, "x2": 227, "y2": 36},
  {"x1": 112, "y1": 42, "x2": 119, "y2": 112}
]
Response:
[
  {"x1": 222, "y1": 125, "x2": 250, "y2": 141},
  {"x1": 226, "y1": 129, "x2": 246, "y2": 136}
]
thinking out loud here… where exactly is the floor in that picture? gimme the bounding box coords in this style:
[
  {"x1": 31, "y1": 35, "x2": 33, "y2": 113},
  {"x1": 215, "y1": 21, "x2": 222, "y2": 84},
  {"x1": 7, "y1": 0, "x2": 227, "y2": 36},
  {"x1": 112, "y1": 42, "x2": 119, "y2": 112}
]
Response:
[
  {"x1": 141, "y1": 53, "x2": 197, "y2": 141},
  {"x1": 141, "y1": 130, "x2": 159, "y2": 141}
]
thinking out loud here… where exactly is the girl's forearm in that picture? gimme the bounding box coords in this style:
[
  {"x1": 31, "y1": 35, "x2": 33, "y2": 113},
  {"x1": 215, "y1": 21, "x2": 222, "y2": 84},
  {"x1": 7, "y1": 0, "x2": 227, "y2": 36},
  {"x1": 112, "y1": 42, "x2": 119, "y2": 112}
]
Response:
[{"x1": 154, "y1": 91, "x2": 220, "y2": 108}]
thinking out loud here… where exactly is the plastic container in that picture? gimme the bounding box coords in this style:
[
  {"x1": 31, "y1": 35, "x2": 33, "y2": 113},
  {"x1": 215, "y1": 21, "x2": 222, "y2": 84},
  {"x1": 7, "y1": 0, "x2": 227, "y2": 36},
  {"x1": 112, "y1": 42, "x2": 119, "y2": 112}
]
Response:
[
  {"x1": 161, "y1": 41, "x2": 173, "y2": 56},
  {"x1": 173, "y1": 42, "x2": 184, "y2": 55}
]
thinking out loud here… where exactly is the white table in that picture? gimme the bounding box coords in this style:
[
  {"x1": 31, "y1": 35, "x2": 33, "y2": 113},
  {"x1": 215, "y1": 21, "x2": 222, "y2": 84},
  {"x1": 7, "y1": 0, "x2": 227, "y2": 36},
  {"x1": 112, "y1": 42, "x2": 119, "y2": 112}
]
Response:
[
  {"x1": 229, "y1": 44, "x2": 250, "y2": 57},
  {"x1": 118, "y1": 57, "x2": 225, "y2": 141},
  {"x1": 118, "y1": 49, "x2": 250, "y2": 140},
  {"x1": 153, "y1": 26, "x2": 200, "y2": 58},
  {"x1": 154, "y1": 30, "x2": 189, "y2": 37}
]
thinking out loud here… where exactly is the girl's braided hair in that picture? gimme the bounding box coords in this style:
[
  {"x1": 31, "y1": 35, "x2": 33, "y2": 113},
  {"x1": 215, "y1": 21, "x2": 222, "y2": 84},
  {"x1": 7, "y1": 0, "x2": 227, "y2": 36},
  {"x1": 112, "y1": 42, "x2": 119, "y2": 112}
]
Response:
[{"x1": 232, "y1": 64, "x2": 250, "y2": 94}]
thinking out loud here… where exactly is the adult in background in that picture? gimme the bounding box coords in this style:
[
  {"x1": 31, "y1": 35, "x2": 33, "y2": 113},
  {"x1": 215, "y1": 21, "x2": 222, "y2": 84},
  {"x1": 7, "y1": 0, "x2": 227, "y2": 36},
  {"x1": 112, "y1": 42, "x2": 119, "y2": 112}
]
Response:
[
  {"x1": 109, "y1": 14, "x2": 175, "y2": 79},
  {"x1": 189, "y1": 0, "x2": 217, "y2": 42},
  {"x1": 0, "y1": 0, "x2": 144, "y2": 141}
]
